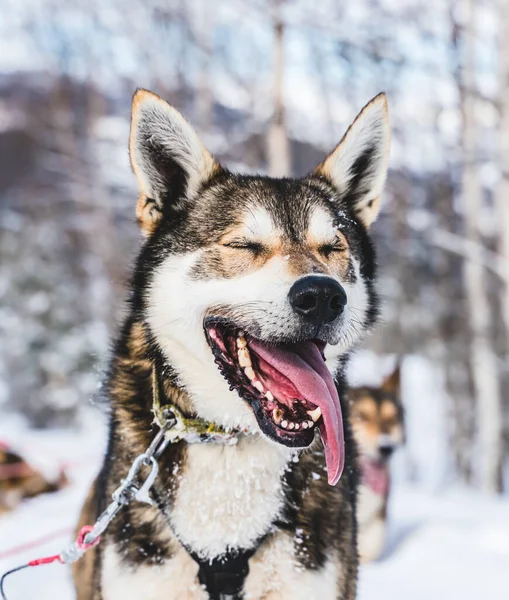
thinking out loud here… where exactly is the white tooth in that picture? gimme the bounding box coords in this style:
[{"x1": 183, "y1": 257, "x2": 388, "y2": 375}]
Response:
[
  {"x1": 265, "y1": 391, "x2": 274, "y2": 401},
  {"x1": 239, "y1": 356, "x2": 250, "y2": 368},
  {"x1": 237, "y1": 336, "x2": 247, "y2": 349},
  {"x1": 281, "y1": 420, "x2": 288, "y2": 429},
  {"x1": 272, "y1": 409, "x2": 282, "y2": 424},
  {"x1": 288, "y1": 422, "x2": 295, "y2": 430},
  {"x1": 245, "y1": 367, "x2": 255, "y2": 380},
  {"x1": 294, "y1": 423, "x2": 300, "y2": 430},
  {"x1": 253, "y1": 381, "x2": 264, "y2": 392},
  {"x1": 307, "y1": 420, "x2": 314, "y2": 428},
  {"x1": 302, "y1": 421, "x2": 308, "y2": 429},
  {"x1": 307, "y1": 407, "x2": 322, "y2": 422},
  {"x1": 238, "y1": 347, "x2": 251, "y2": 367}
]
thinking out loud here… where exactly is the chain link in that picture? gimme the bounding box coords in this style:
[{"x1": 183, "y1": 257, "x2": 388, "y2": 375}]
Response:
[
  {"x1": 59, "y1": 424, "x2": 173, "y2": 564},
  {"x1": 59, "y1": 396, "x2": 237, "y2": 565}
]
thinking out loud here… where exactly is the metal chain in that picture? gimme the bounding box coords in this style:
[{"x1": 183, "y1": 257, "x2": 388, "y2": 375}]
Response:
[
  {"x1": 0, "y1": 388, "x2": 251, "y2": 600},
  {"x1": 58, "y1": 389, "x2": 240, "y2": 566},
  {"x1": 60, "y1": 420, "x2": 175, "y2": 564}
]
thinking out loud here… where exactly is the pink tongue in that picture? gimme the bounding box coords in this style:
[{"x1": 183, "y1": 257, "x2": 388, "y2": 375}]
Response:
[
  {"x1": 360, "y1": 457, "x2": 389, "y2": 496},
  {"x1": 248, "y1": 339, "x2": 344, "y2": 485}
]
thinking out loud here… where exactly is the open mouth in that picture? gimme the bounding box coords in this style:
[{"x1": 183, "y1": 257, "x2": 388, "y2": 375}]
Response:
[{"x1": 204, "y1": 319, "x2": 345, "y2": 485}]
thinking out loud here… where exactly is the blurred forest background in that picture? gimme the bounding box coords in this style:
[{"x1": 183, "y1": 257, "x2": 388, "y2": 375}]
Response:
[{"x1": 0, "y1": 0, "x2": 508, "y2": 495}]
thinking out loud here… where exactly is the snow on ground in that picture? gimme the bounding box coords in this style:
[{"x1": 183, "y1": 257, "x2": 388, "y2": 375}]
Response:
[
  {"x1": 359, "y1": 486, "x2": 509, "y2": 600},
  {"x1": 1, "y1": 409, "x2": 508, "y2": 599},
  {"x1": 0, "y1": 410, "x2": 107, "y2": 600}
]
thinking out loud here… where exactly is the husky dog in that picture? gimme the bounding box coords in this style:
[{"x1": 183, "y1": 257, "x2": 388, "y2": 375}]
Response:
[
  {"x1": 73, "y1": 89, "x2": 390, "y2": 600},
  {"x1": 0, "y1": 443, "x2": 67, "y2": 514},
  {"x1": 349, "y1": 366, "x2": 404, "y2": 563}
]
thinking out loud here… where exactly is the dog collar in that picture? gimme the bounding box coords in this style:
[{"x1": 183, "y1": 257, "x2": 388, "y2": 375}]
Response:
[{"x1": 151, "y1": 365, "x2": 244, "y2": 446}]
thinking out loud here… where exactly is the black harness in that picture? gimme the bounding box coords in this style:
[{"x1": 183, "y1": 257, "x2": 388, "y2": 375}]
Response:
[{"x1": 188, "y1": 546, "x2": 258, "y2": 600}]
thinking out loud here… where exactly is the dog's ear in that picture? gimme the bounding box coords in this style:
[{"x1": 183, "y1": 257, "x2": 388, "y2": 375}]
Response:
[
  {"x1": 313, "y1": 93, "x2": 390, "y2": 228},
  {"x1": 381, "y1": 363, "x2": 400, "y2": 396},
  {"x1": 130, "y1": 89, "x2": 220, "y2": 235}
]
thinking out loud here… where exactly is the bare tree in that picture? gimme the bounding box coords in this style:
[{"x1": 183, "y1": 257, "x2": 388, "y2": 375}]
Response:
[
  {"x1": 495, "y1": 0, "x2": 509, "y2": 480},
  {"x1": 496, "y1": 0, "x2": 509, "y2": 345},
  {"x1": 188, "y1": 0, "x2": 214, "y2": 133},
  {"x1": 266, "y1": 1, "x2": 291, "y2": 177},
  {"x1": 460, "y1": 0, "x2": 503, "y2": 493}
]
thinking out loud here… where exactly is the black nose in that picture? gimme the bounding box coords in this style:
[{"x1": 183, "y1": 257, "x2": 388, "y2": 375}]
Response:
[
  {"x1": 379, "y1": 444, "x2": 395, "y2": 460},
  {"x1": 289, "y1": 276, "x2": 347, "y2": 326}
]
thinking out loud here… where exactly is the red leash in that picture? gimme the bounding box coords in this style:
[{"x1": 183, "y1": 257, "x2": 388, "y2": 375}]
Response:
[
  {"x1": 0, "y1": 528, "x2": 74, "y2": 562},
  {"x1": 0, "y1": 526, "x2": 99, "y2": 600},
  {"x1": 0, "y1": 423, "x2": 170, "y2": 600}
]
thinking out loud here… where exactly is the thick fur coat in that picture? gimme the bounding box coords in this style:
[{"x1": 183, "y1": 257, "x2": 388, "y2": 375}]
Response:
[{"x1": 73, "y1": 89, "x2": 390, "y2": 600}]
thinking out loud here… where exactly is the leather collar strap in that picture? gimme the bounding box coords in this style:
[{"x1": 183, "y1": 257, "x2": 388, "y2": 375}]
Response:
[{"x1": 151, "y1": 365, "x2": 244, "y2": 445}]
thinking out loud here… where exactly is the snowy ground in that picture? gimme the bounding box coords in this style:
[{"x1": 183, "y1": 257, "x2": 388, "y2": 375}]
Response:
[
  {"x1": 0, "y1": 411, "x2": 107, "y2": 599},
  {"x1": 359, "y1": 486, "x2": 509, "y2": 599},
  {"x1": 1, "y1": 409, "x2": 508, "y2": 600}
]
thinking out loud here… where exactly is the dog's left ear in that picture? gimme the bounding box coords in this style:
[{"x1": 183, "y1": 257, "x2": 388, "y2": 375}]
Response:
[
  {"x1": 313, "y1": 93, "x2": 390, "y2": 228},
  {"x1": 130, "y1": 89, "x2": 220, "y2": 235}
]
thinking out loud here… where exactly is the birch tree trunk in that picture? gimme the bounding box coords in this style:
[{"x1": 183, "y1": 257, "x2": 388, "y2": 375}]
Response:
[
  {"x1": 190, "y1": 0, "x2": 213, "y2": 133},
  {"x1": 267, "y1": 5, "x2": 291, "y2": 177},
  {"x1": 496, "y1": 0, "x2": 509, "y2": 344},
  {"x1": 461, "y1": 0, "x2": 503, "y2": 493},
  {"x1": 494, "y1": 0, "x2": 509, "y2": 487}
]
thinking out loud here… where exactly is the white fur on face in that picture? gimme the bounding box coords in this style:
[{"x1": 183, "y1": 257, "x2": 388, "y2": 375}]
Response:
[
  {"x1": 146, "y1": 249, "x2": 299, "y2": 428},
  {"x1": 243, "y1": 207, "x2": 279, "y2": 242},
  {"x1": 307, "y1": 206, "x2": 338, "y2": 246},
  {"x1": 146, "y1": 209, "x2": 370, "y2": 427}
]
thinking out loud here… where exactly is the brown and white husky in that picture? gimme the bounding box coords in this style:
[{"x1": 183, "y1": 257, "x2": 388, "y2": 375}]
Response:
[
  {"x1": 349, "y1": 365, "x2": 404, "y2": 563},
  {"x1": 73, "y1": 89, "x2": 390, "y2": 599}
]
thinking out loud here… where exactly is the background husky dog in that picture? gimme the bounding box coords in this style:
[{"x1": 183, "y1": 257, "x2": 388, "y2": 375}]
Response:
[
  {"x1": 0, "y1": 443, "x2": 67, "y2": 514},
  {"x1": 73, "y1": 89, "x2": 390, "y2": 600},
  {"x1": 349, "y1": 365, "x2": 404, "y2": 563}
]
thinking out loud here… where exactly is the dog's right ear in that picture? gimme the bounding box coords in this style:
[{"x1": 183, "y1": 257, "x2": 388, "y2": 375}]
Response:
[
  {"x1": 381, "y1": 364, "x2": 401, "y2": 396},
  {"x1": 130, "y1": 89, "x2": 220, "y2": 235}
]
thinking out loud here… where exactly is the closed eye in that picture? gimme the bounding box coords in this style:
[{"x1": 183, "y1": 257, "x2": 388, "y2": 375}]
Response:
[
  {"x1": 319, "y1": 242, "x2": 347, "y2": 258},
  {"x1": 222, "y1": 238, "x2": 264, "y2": 253}
]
